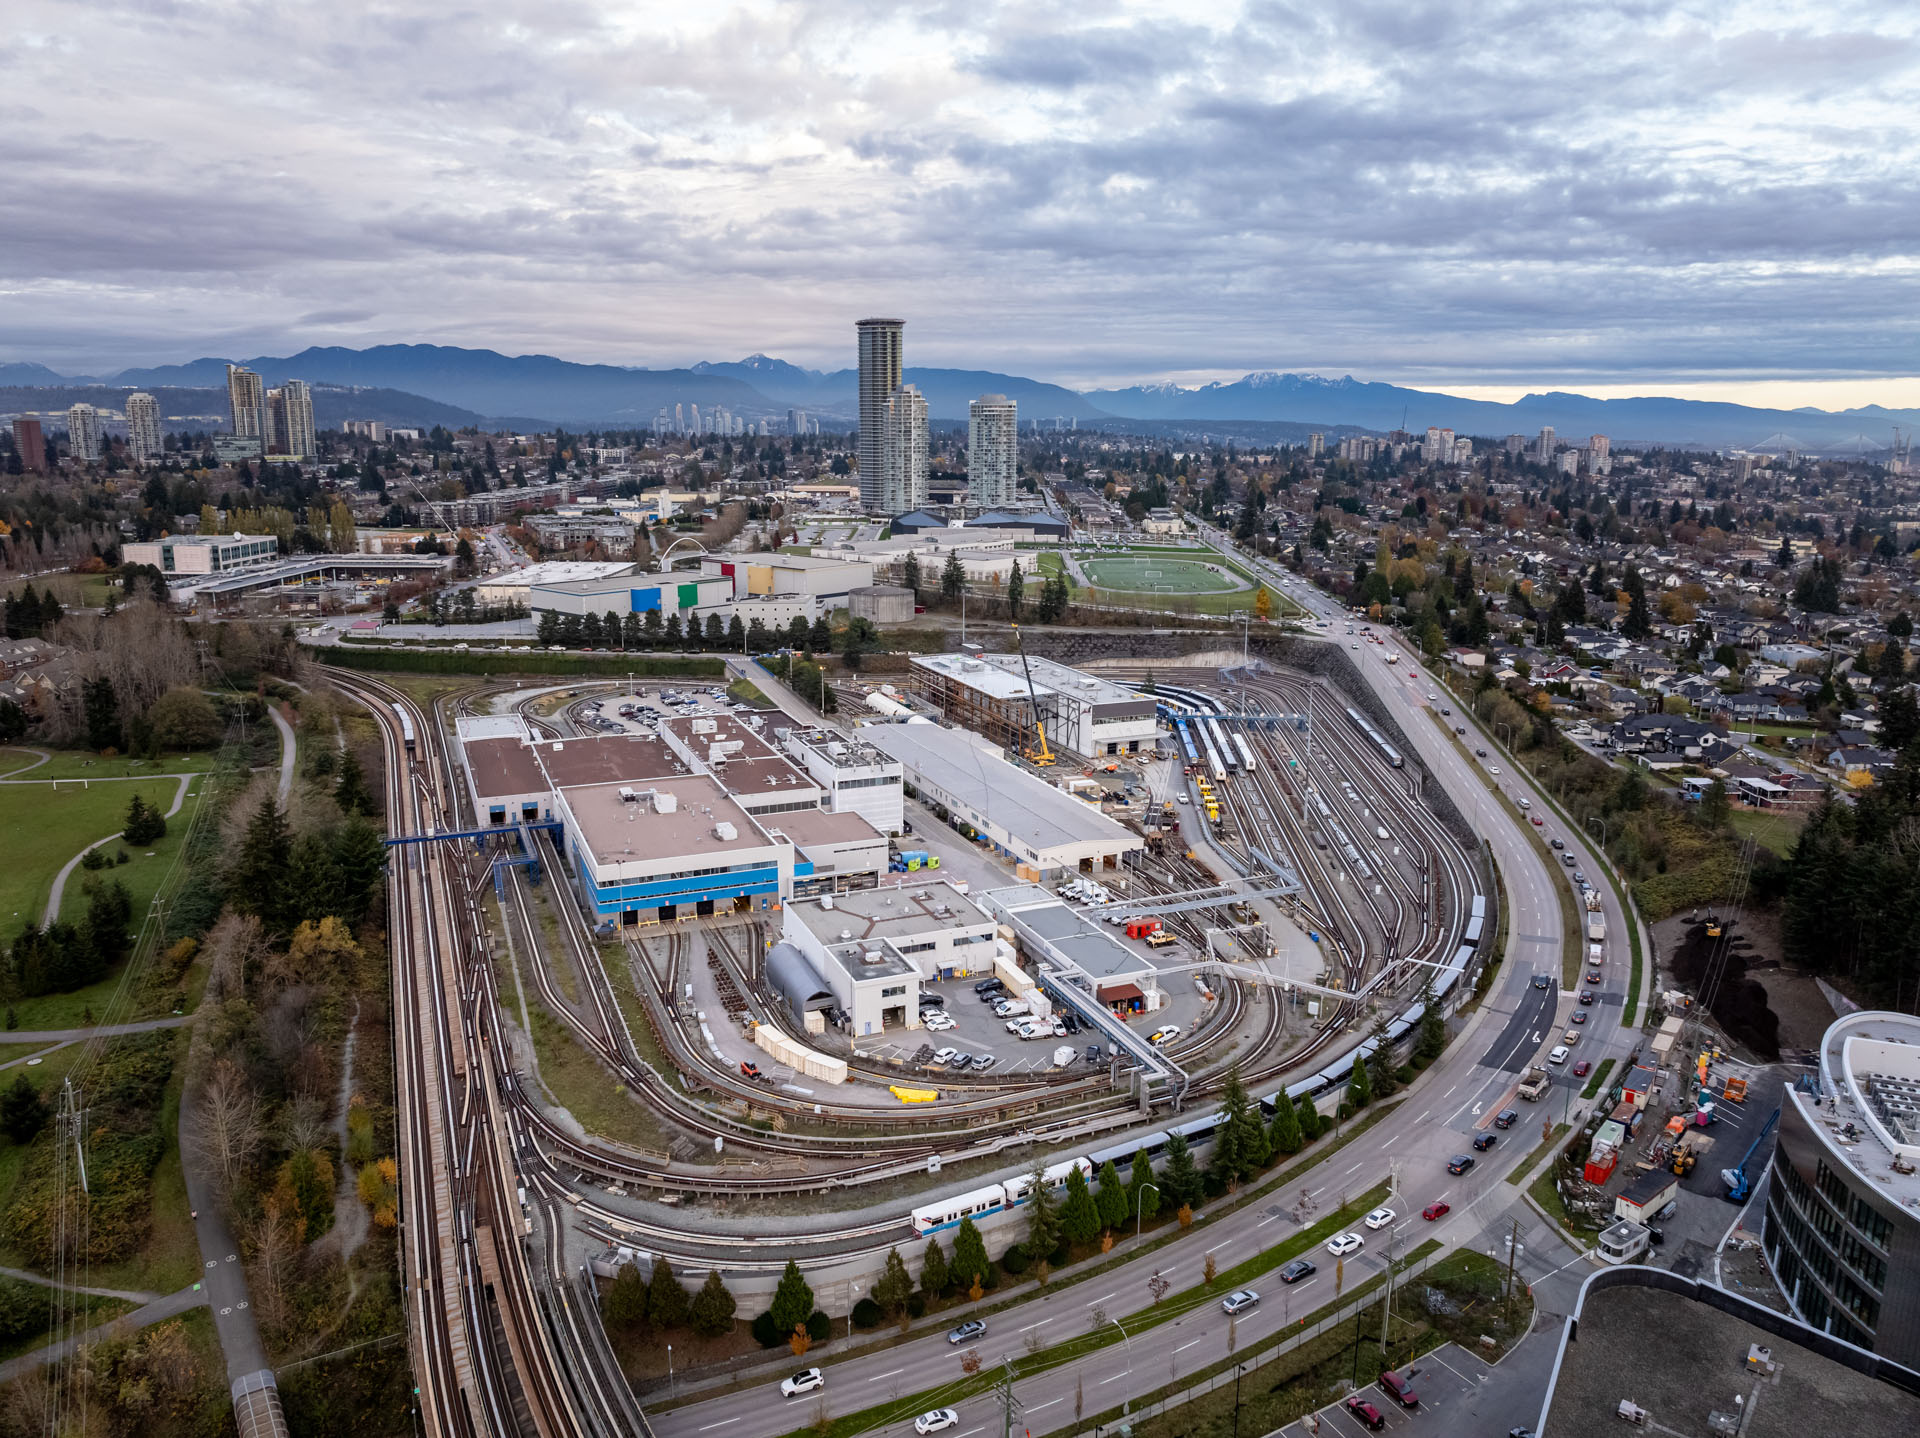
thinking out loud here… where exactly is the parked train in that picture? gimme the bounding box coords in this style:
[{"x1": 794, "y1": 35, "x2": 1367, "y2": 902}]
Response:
[
  {"x1": 1343, "y1": 706, "x2": 1403, "y2": 769},
  {"x1": 908, "y1": 890, "x2": 1488, "y2": 1237},
  {"x1": 399, "y1": 708, "x2": 416, "y2": 757},
  {"x1": 1231, "y1": 732, "x2": 1258, "y2": 773}
]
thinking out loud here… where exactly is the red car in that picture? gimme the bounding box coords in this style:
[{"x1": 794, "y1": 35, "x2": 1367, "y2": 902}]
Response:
[
  {"x1": 1573, "y1": 1059, "x2": 1592, "y2": 1077},
  {"x1": 1422, "y1": 1201, "x2": 1450, "y2": 1220},
  {"x1": 1345, "y1": 1397, "x2": 1386, "y2": 1431},
  {"x1": 1530, "y1": 815, "x2": 1544, "y2": 826}
]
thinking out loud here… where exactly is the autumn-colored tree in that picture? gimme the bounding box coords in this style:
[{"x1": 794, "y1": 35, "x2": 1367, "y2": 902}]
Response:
[{"x1": 358, "y1": 1156, "x2": 399, "y2": 1227}]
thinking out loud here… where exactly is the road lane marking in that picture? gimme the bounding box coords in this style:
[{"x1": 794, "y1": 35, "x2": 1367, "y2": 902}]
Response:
[
  {"x1": 1381, "y1": 1135, "x2": 1398, "y2": 1148},
  {"x1": 1017, "y1": 1318, "x2": 1053, "y2": 1333},
  {"x1": 1084, "y1": 1291, "x2": 1117, "y2": 1308},
  {"x1": 1175, "y1": 1339, "x2": 1204, "y2": 1354},
  {"x1": 1344, "y1": 1162, "x2": 1362, "y2": 1175},
  {"x1": 1099, "y1": 1372, "x2": 1130, "y2": 1385},
  {"x1": 867, "y1": 1369, "x2": 904, "y2": 1383},
  {"x1": 1028, "y1": 1400, "x2": 1063, "y2": 1413},
  {"x1": 697, "y1": 1421, "x2": 744, "y2": 1432}
]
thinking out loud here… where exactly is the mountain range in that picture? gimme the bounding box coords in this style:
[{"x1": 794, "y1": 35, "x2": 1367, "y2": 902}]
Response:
[{"x1": 3, "y1": 345, "x2": 1914, "y2": 452}]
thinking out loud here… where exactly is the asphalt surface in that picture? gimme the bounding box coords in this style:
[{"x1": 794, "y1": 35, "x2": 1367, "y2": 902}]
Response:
[{"x1": 647, "y1": 534, "x2": 1650, "y2": 1438}]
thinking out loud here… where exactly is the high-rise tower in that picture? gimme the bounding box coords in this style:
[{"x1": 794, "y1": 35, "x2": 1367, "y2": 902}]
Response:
[
  {"x1": 226, "y1": 364, "x2": 267, "y2": 451},
  {"x1": 857, "y1": 318, "x2": 905, "y2": 513},
  {"x1": 882, "y1": 384, "x2": 928, "y2": 515},
  {"x1": 968, "y1": 394, "x2": 1018, "y2": 509},
  {"x1": 279, "y1": 380, "x2": 315, "y2": 459},
  {"x1": 125, "y1": 392, "x2": 162, "y2": 463}
]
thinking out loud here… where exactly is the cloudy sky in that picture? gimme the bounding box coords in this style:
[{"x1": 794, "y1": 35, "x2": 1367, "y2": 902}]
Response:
[{"x1": 5, "y1": 0, "x2": 1919, "y2": 404}]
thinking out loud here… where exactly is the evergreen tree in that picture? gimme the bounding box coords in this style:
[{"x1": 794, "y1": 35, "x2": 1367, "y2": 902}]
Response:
[
  {"x1": 331, "y1": 816, "x2": 391, "y2": 923},
  {"x1": 1059, "y1": 1166, "x2": 1101, "y2": 1247},
  {"x1": 690, "y1": 1270, "x2": 737, "y2": 1337},
  {"x1": 228, "y1": 795, "x2": 293, "y2": 931},
  {"x1": 334, "y1": 749, "x2": 375, "y2": 816},
  {"x1": 82, "y1": 677, "x2": 120, "y2": 752},
  {"x1": 873, "y1": 1247, "x2": 914, "y2": 1317},
  {"x1": 770, "y1": 1259, "x2": 815, "y2": 1336},
  {"x1": 809, "y1": 615, "x2": 833, "y2": 650},
  {"x1": 122, "y1": 793, "x2": 166, "y2": 846},
  {"x1": 1159, "y1": 1132, "x2": 1201, "y2": 1211},
  {"x1": 1267, "y1": 1087, "x2": 1303, "y2": 1155},
  {"x1": 537, "y1": 610, "x2": 560, "y2": 645},
  {"x1": 1006, "y1": 559, "x2": 1024, "y2": 620},
  {"x1": 1095, "y1": 1160, "x2": 1128, "y2": 1231},
  {"x1": 920, "y1": 1236, "x2": 950, "y2": 1296},
  {"x1": 949, "y1": 1216, "x2": 990, "y2": 1290},
  {"x1": 1347, "y1": 1052, "x2": 1372, "y2": 1109},
  {"x1": 0, "y1": 1075, "x2": 47, "y2": 1145},
  {"x1": 941, "y1": 553, "x2": 965, "y2": 603},
  {"x1": 1413, "y1": 982, "x2": 1446, "y2": 1066},
  {"x1": 1023, "y1": 1159, "x2": 1060, "y2": 1258},
  {"x1": 1128, "y1": 1148, "x2": 1159, "y2": 1223},
  {"x1": 647, "y1": 1259, "x2": 691, "y2": 1330},
  {"x1": 903, "y1": 551, "x2": 922, "y2": 600},
  {"x1": 1296, "y1": 1093, "x2": 1323, "y2": 1142},
  {"x1": 1210, "y1": 1065, "x2": 1270, "y2": 1184},
  {"x1": 603, "y1": 1261, "x2": 648, "y2": 1330}
]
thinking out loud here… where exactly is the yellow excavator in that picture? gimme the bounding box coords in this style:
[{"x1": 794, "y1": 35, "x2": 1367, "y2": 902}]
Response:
[{"x1": 1011, "y1": 624, "x2": 1056, "y2": 766}]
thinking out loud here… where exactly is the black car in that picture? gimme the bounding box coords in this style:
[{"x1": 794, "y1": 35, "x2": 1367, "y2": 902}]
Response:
[
  {"x1": 1447, "y1": 1154, "x2": 1476, "y2": 1175},
  {"x1": 1063, "y1": 1012, "x2": 1081, "y2": 1034},
  {"x1": 1475, "y1": 748, "x2": 1488, "y2": 757},
  {"x1": 1085, "y1": 1044, "x2": 1103, "y2": 1063},
  {"x1": 1493, "y1": 1108, "x2": 1519, "y2": 1129},
  {"x1": 1472, "y1": 1132, "x2": 1497, "y2": 1152},
  {"x1": 919, "y1": 993, "x2": 946, "y2": 1009},
  {"x1": 973, "y1": 978, "x2": 1003, "y2": 995},
  {"x1": 1279, "y1": 1258, "x2": 1317, "y2": 1284},
  {"x1": 1531, "y1": 974, "x2": 1552, "y2": 990}
]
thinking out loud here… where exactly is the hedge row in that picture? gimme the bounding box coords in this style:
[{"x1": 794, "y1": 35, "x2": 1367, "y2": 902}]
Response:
[{"x1": 305, "y1": 644, "x2": 727, "y2": 678}]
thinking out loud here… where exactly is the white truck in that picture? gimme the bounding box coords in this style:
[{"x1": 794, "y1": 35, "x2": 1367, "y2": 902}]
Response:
[
  {"x1": 1587, "y1": 915, "x2": 1606, "y2": 944},
  {"x1": 1585, "y1": 888, "x2": 1603, "y2": 913},
  {"x1": 1517, "y1": 1067, "x2": 1552, "y2": 1101}
]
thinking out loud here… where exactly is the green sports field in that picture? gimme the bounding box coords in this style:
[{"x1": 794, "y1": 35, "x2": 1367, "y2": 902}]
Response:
[{"x1": 1078, "y1": 555, "x2": 1243, "y2": 594}]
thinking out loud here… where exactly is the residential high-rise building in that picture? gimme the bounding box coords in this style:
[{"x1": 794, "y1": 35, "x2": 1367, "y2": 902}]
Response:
[
  {"x1": 1534, "y1": 425, "x2": 1556, "y2": 462},
  {"x1": 65, "y1": 403, "x2": 103, "y2": 461},
  {"x1": 881, "y1": 384, "x2": 928, "y2": 515},
  {"x1": 788, "y1": 408, "x2": 811, "y2": 437},
  {"x1": 1504, "y1": 433, "x2": 1526, "y2": 457},
  {"x1": 226, "y1": 364, "x2": 267, "y2": 447},
  {"x1": 278, "y1": 380, "x2": 315, "y2": 459},
  {"x1": 856, "y1": 318, "x2": 905, "y2": 513},
  {"x1": 1589, "y1": 434, "x2": 1610, "y2": 465},
  {"x1": 10, "y1": 419, "x2": 45, "y2": 473},
  {"x1": 125, "y1": 392, "x2": 163, "y2": 463},
  {"x1": 967, "y1": 394, "x2": 1018, "y2": 509},
  {"x1": 1308, "y1": 432, "x2": 1324, "y2": 459}
]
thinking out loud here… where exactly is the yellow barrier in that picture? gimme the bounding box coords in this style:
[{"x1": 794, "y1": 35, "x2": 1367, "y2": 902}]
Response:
[{"x1": 890, "y1": 1086, "x2": 940, "y2": 1104}]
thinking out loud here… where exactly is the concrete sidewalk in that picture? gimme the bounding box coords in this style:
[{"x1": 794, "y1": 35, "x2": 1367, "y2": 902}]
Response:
[{"x1": 0, "y1": 1282, "x2": 207, "y2": 1384}]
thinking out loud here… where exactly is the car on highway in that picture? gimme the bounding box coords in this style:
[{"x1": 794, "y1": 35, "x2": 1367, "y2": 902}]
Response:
[
  {"x1": 1530, "y1": 815, "x2": 1544, "y2": 826},
  {"x1": 782, "y1": 1368, "x2": 824, "y2": 1397},
  {"x1": 1571, "y1": 1010, "x2": 1588, "y2": 1024},
  {"x1": 1550, "y1": 837, "x2": 1565, "y2": 849},
  {"x1": 1441, "y1": 706, "x2": 1452, "y2": 716},
  {"x1": 1579, "y1": 989, "x2": 1595, "y2": 1005},
  {"x1": 1455, "y1": 725, "x2": 1466, "y2": 734},
  {"x1": 1220, "y1": 1289, "x2": 1261, "y2": 1315},
  {"x1": 1573, "y1": 1059, "x2": 1592, "y2": 1077},
  {"x1": 1447, "y1": 1153, "x2": 1476, "y2": 1175},
  {"x1": 1363, "y1": 1206, "x2": 1396, "y2": 1230},
  {"x1": 1563, "y1": 1028, "x2": 1580, "y2": 1045},
  {"x1": 1489, "y1": 764, "x2": 1502, "y2": 775},
  {"x1": 1421, "y1": 1200, "x2": 1450, "y2": 1220},
  {"x1": 1562, "y1": 853, "x2": 1576, "y2": 866},
  {"x1": 1475, "y1": 747, "x2": 1488, "y2": 757},
  {"x1": 1574, "y1": 871, "x2": 1586, "y2": 885},
  {"x1": 1345, "y1": 1397, "x2": 1387, "y2": 1430},
  {"x1": 1586, "y1": 969, "x2": 1603, "y2": 984},
  {"x1": 1494, "y1": 1108, "x2": 1519, "y2": 1128},
  {"x1": 1148, "y1": 1026, "x2": 1181, "y2": 1045},
  {"x1": 1531, "y1": 973, "x2": 1552, "y2": 989},
  {"x1": 1472, "y1": 1131, "x2": 1498, "y2": 1151},
  {"x1": 1350, "y1": 643, "x2": 1359, "y2": 651},
  {"x1": 947, "y1": 1320, "x2": 987, "y2": 1344},
  {"x1": 1279, "y1": 1258, "x2": 1317, "y2": 1283},
  {"x1": 916, "y1": 1410, "x2": 959, "y2": 1435},
  {"x1": 1548, "y1": 1045, "x2": 1571, "y2": 1065},
  {"x1": 1325, "y1": 1232, "x2": 1364, "y2": 1257}
]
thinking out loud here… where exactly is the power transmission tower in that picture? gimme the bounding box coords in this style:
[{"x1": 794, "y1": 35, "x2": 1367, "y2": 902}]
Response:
[{"x1": 998, "y1": 1357, "x2": 1024, "y2": 1438}]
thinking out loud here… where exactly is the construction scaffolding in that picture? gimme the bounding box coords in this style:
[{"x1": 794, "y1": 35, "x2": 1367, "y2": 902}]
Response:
[{"x1": 906, "y1": 659, "x2": 1059, "y2": 755}]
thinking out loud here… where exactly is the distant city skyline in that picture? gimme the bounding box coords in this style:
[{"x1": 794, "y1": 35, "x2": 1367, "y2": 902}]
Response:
[{"x1": 5, "y1": 1, "x2": 1918, "y2": 411}]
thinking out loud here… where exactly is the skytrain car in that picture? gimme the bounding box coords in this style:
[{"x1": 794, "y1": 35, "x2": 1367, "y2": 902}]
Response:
[
  {"x1": 1232, "y1": 732, "x2": 1258, "y2": 773},
  {"x1": 399, "y1": 708, "x2": 417, "y2": 757},
  {"x1": 1002, "y1": 1157, "x2": 1094, "y2": 1206},
  {"x1": 911, "y1": 1183, "x2": 1009, "y2": 1235}
]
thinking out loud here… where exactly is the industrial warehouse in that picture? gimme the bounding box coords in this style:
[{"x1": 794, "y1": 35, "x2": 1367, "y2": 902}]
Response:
[{"x1": 907, "y1": 651, "x2": 1160, "y2": 759}]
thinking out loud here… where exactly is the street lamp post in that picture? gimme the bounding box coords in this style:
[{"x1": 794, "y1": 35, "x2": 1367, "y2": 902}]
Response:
[
  {"x1": 1587, "y1": 815, "x2": 1609, "y2": 848},
  {"x1": 1108, "y1": 1316, "x2": 1135, "y2": 1416},
  {"x1": 1134, "y1": 1182, "x2": 1160, "y2": 1241},
  {"x1": 667, "y1": 1344, "x2": 673, "y2": 1394}
]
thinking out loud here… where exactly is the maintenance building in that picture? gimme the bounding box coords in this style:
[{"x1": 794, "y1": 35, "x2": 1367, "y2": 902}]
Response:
[
  {"x1": 908, "y1": 652, "x2": 1159, "y2": 759},
  {"x1": 863, "y1": 723, "x2": 1143, "y2": 876},
  {"x1": 779, "y1": 728, "x2": 906, "y2": 835}
]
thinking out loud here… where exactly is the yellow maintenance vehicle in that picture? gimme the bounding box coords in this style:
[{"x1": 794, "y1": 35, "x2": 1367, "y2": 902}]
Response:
[{"x1": 1010, "y1": 624, "x2": 1056, "y2": 766}]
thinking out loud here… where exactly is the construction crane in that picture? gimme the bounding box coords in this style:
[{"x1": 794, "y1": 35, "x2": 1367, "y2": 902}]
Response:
[
  {"x1": 1721, "y1": 1107, "x2": 1780, "y2": 1204},
  {"x1": 1010, "y1": 624, "x2": 1055, "y2": 766}
]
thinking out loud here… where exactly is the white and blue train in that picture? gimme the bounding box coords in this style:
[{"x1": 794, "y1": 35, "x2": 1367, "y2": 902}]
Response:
[
  {"x1": 1344, "y1": 705, "x2": 1403, "y2": 769},
  {"x1": 911, "y1": 1158, "x2": 1094, "y2": 1235},
  {"x1": 1232, "y1": 732, "x2": 1258, "y2": 773},
  {"x1": 909, "y1": 897, "x2": 1486, "y2": 1237}
]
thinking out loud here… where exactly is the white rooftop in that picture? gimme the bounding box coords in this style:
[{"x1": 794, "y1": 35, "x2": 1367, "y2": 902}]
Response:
[
  {"x1": 911, "y1": 654, "x2": 1039, "y2": 701},
  {"x1": 493, "y1": 561, "x2": 635, "y2": 588},
  {"x1": 1806, "y1": 1009, "x2": 1920, "y2": 1208}
]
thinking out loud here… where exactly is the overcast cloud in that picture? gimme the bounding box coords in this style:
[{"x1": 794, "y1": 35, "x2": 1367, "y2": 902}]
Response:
[{"x1": 3, "y1": 0, "x2": 1919, "y2": 400}]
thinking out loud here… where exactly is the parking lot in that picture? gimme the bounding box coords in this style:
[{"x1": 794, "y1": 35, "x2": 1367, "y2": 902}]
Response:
[
  {"x1": 858, "y1": 977, "x2": 1117, "y2": 1078},
  {"x1": 1271, "y1": 1343, "x2": 1500, "y2": 1438}
]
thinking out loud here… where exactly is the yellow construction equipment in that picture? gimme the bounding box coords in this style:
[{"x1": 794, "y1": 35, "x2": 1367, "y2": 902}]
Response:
[{"x1": 1010, "y1": 623, "x2": 1056, "y2": 766}]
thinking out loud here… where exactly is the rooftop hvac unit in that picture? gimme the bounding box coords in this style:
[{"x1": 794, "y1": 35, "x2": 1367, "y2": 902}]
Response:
[
  {"x1": 821, "y1": 895, "x2": 835, "y2": 909},
  {"x1": 714, "y1": 821, "x2": 738, "y2": 840},
  {"x1": 839, "y1": 929, "x2": 853, "y2": 941},
  {"x1": 863, "y1": 951, "x2": 884, "y2": 965},
  {"x1": 619, "y1": 787, "x2": 638, "y2": 802},
  {"x1": 654, "y1": 792, "x2": 678, "y2": 814}
]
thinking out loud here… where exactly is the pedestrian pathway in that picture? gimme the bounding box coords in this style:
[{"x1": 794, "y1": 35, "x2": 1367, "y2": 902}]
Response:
[
  {"x1": 0, "y1": 1282, "x2": 207, "y2": 1384},
  {"x1": 42, "y1": 771, "x2": 195, "y2": 926}
]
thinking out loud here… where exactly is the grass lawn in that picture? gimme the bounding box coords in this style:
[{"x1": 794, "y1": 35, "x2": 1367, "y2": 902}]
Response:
[
  {"x1": 1034, "y1": 552, "x2": 1067, "y2": 579},
  {"x1": 0, "y1": 748, "x2": 217, "y2": 783},
  {"x1": 56, "y1": 785, "x2": 206, "y2": 929},
  {"x1": 0, "y1": 777, "x2": 194, "y2": 935},
  {"x1": 1080, "y1": 556, "x2": 1240, "y2": 594},
  {"x1": 1581, "y1": 1057, "x2": 1618, "y2": 1100},
  {"x1": 727, "y1": 677, "x2": 772, "y2": 707},
  {"x1": 1729, "y1": 807, "x2": 1808, "y2": 857},
  {"x1": 1529, "y1": 1162, "x2": 1603, "y2": 1238},
  {"x1": 1503, "y1": 1122, "x2": 1570, "y2": 1186}
]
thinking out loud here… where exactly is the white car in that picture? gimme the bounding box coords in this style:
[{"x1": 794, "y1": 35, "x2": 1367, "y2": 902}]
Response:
[
  {"x1": 923, "y1": 1014, "x2": 955, "y2": 1032},
  {"x1": 1325, "y1": 1232, "x2": 1365, "y2": 1257},
  {"x1": 1220, "y1": 1289, "x2": 1261, "y2": 1315},
  {"x1": 1148, "y1": 1025, "x2": 1181, "y2": 1046},
  {"x1": 932, "y1": 1047, "x2": 960, "y2": 1064},
  {"x1": 1363, "y1": 1207, "x2": 1396, "y2": 1231},
  {"x1": 781, "y1": 1368, "x2": 824, "y2": 1397},
  {"x1": 915, "y1": 1411, "x2": 959, "y2": 1435},
  {"x1": 1177, "y1": 794, "x2": 1191, "y2": 804},
  {"x1": 1488, "y1": 765, "x2": 1502, "y2": 775},
  {"x1": 1548, "y1": 1045, "x2": 1571, "y2": 1065}
]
